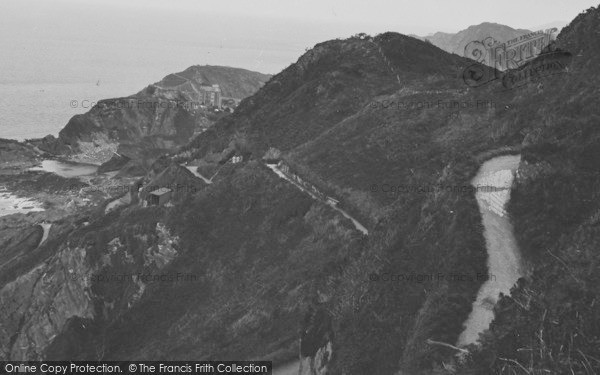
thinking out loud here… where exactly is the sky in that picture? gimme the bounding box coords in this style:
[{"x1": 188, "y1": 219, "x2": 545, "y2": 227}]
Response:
[
  {"x1": 52, "y1": 0, "x2": 598, "y2": 33},
  {"x1": 1, "y1": 0, "x2": 598, "y2": 76},
  {"x1": 0, "y1": 0, "x2": 597, "y2": 140}
]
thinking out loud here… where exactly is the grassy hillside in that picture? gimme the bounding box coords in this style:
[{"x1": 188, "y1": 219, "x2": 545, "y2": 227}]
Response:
[
  {"x1": 184, "y1": 33, "x2": 477, "y2": 159},
  {"x1": 3, "y1": 5, "x2": 600, "y2": 373},
  {"x1": 29, "y1": 66, "x2": 269, "y2": 172},
  {"x1": 179, "y1": 31, "x2": 527, "y2": 373},
  {"x1": 39, "y1": 162, "x2": 363, "y2": 365},
  {"x1": 457, "y1": 5, "x2": 600, "y2": 374},
  {"x1": 176, "y1": 10, "x2": 600, "y2": 371}
]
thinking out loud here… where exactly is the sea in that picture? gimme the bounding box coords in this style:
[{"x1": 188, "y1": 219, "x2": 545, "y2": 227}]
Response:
[
  {"x1": 0, "y1": 1, "x2": 349, "y2": 141},
  {"x1": 0, "y1": 31, "x2": 300, "y2": 141},
  {"x1": 0, "y1": 0, "x2": 407, "y2": 142}
]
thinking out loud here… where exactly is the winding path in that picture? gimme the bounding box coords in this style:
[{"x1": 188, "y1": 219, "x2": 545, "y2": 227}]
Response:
[
  {"x1": 266, "y1": 164, "x2": 368, "y2": 235},
  {"x1": 105, "y1": 194, "x2": 131, "y2": 214},
  {"x1": 270, "y1": 156, "x2": 522, "y2": 370},
  {"x1": 457, "y1": 154, "x2": 525, "y2": 346},
  {"x1": 182, "y1": 165, "x2": 213, "y2": 184}
]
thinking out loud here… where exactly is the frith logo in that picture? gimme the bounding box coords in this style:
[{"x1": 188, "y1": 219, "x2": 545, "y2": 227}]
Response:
[
  {"x1": 461, "y1": 28, "x2": 572, "y2": 89},
  {"x1": 464, "y1": 28, "x2": 558, "y2": 71}
]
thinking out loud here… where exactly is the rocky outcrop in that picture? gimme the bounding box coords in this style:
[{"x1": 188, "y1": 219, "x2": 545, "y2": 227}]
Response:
[
  {"x1": 0, "y1": 244, "x2": 94, "y2": 360},
  {"x1": 97, "y1": 154, "x2": 131, "y2": 174},
  {"x1": 30, "y1": 66, "x2": 270, "y2": 172},
  {"x1": 299, "y1": 306, "x2": 333, "y2": 375},
  {"x1": 55, "y1": 93, "x2": 198, "y2": 165},
  {"x1": 0, "y1": 219, "x2": 181, "y2": 360},
  {"x1": 299, "y1": 342, "x2": 332, "y2": 375},
  {"x1": 0, "y1": 225, "x2": 43, "y2": 270}
]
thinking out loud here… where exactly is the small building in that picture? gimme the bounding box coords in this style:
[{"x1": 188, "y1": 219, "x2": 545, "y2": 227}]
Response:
[
  {"x1": 326, "y1": 197, "x2": 339, "y2": 206},
  {"x1": 231, "y1": 155, "x2": 243, "y2": 164},
  {"x1": 263, "y1": 147, "x2": 282, "y2": 164},
  {"x1": 147, "y1": 188, "x2": 172, "y2": 206},
  {"x1": 199, "y1": 84, "x2": 222, "y2": 108},
  {"x1": 278, "y1": 162, "x2": 290, "y2": 173}
]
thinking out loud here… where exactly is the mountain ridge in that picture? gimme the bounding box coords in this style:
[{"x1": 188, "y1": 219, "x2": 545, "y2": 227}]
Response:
[
  {"x1": 421, "y1": 22, "x2": 534, "y2": 57},
  {"x1": 27, "y1": 65, "x2": 270, "y2": 172},
  {"x1": 1, "y1": 5, "x2": 600, "y2": 374}
]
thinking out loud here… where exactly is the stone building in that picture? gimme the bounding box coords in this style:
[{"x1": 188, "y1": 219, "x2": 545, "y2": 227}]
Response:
[
  {"x1": 199, "y1": 84, "x2": 222, "y2": 108},
  {"x1": 147, "y1": 188, "x2": 173, "y2": 206}
]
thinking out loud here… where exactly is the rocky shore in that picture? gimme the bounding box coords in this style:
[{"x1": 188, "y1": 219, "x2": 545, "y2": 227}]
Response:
[{"x1": 0, "y1": 137, "x2": 140, "y2": 252}]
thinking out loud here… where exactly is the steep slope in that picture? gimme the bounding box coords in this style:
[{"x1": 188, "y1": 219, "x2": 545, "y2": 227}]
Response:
[
  {"x1": 185, "y1": 33, "x2": 473, "y2": 159},
  {"x1": 29, "y1": 66, "x2": 270, "y2": 172},
  {"x1": 181, "y1": 32, "x2": 525, "y2": 374},
  {"x1": 2, "y1": 5, "x2": 599, "y2": 374},
  {"x1": 0, "y1": 162, "x2": 363, "y2": 364},
  {"x1": 180, "y1": 13, "x2": 598, "y2": 372},
  {"x1": 0, "y1": 32, "x2": 498, "y2": 372},
  {"x1": 459, "y1": 5, "x2": 600, "y2": 374}
]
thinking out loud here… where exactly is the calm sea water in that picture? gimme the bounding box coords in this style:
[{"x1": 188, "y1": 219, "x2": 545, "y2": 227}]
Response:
[
  {"x1": 0, "y1": 0, "x2": 393, "y2": 141},
  {"x1": 0, "y1": 1, "x2": 331, "y2": 141},
  {"x1": 0, "y1": 36, "x2": 297, "y2": 140}
]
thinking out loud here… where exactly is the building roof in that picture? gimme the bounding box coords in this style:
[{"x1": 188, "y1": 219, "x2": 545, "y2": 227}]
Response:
[
  {"x1": 149, "y1": 187, "x2": 172, "y2": 196},
  {"x1": 200, "y1": 84, "x2": 221, "y2": 93}
]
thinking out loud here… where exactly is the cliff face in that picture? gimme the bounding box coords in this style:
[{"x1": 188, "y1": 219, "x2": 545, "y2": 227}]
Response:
[
  {"x1": 56, "y1": 92, "x2": 200, "y2": 164},
  {"x1": 0, "y1": 218, "x2": 183, "y2": 360},
  {"x1": 0, "y1": 244, "x2": 94, "y2": 360},
  {"x1": 2, "y1": 6, "x2": 599, "y2": 374},
  {"x1": 1, "y1": 162, "x2": 362, "y2": 364},
  {"x1": 460, "y1": 6, "x2": 600, "y2": 374},
  {"x1": 31, "y1": 66, "x2": 270, "y2": 171}
]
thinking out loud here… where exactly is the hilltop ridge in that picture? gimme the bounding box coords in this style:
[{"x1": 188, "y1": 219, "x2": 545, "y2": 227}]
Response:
[
  {"x1": 422, "y1": 22, "x2": 534, "y2": 57},
  {"x1": 27, "y1": 65, "x2": 270, "y2": 172},
  {"x1": 1, "y1": 4, "x2": 600, "y2": 374}
]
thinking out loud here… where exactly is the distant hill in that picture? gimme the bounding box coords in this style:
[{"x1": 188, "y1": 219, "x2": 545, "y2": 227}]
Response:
[
  {"x1": 423, "y1": 22, "x2": 532, "y2": 56},
  {"x1": 30, "y1": 65, "x2": 270, "y2": 171},
  {"x1": 4, "y1": 5, "x2": 600, "y2": 375},
  {"x1": 149, "y1": 65, "x2": 272, "y2": 100}
]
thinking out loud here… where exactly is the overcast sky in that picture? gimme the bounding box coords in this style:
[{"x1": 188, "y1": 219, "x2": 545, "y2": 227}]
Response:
[
  {"x1": 6, "y1": 0, "x2": 599, "y2": 32},
  {"x1": 53, "y1": 0, "x2": 598, "y2": 33},
  {"x1": 1, "y1": 0, "x2": 598, "y2": 75}
]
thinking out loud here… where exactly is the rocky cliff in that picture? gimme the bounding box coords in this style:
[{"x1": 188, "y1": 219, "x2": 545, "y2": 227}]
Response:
[
  {"x1": 458, "y1": 6, "x2": 600, "y2": 374},
  {"x1": 2, "y1": 5, "x2": 600, "y2": 374},
  {"x1": 29, "y1": 66, "x2": 270, "y2": 173}
]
